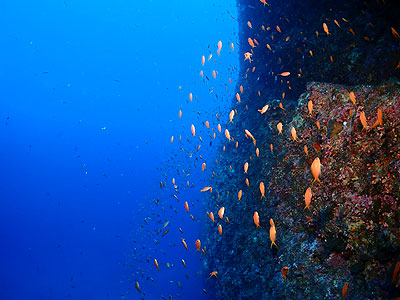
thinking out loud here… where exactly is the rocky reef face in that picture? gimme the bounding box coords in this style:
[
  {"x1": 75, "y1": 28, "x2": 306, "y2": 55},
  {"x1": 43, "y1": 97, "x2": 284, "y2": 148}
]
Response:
[{"x1": 202, "y1": 0, "x2": 400, "y2": 299}]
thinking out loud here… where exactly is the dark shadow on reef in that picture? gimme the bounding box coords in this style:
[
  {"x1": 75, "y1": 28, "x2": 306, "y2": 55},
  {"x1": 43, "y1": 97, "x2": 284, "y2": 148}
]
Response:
[{"x1": 202, "y1": 0, "x2": 400, "y2": 299}]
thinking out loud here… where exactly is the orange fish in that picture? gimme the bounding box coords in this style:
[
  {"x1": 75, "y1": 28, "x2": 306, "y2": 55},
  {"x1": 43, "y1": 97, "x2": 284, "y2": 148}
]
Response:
[
  {"x1": 225, "y1": 129, "x2": 231, "y2": 141},
  {"x1": 209, "y1": 271, "x2": 218, "y2": 278},
  {"x1": 231, "y1": 43, "x2": 234, "y2": 51},
  {"x1": 135, "y1": 281, "x2": 141, "y2": 293},
  {"x1": 279, "y1": 72, "x2": 290, "y2": 77},
  {"x1": 218, "y1": 224, "x2": 222, "y2": 235},
  {"x1": 279, "y1": 102, "x2": 285, "y2": 110},
  {"x1": 244, "y1": 52, "x2": 252, "y2": 62},
  {"x1": 248, "y1": 38, "x2": 255, "y2": 48},
  {"x1": 185, "y1": 201, "x2": 189, "y2": 212},
  {"x1": 392, "y1": 27, "x2": 400, "y2": 39},
  {"x1": 393, "y1": 261, "x2": 400, "y2": 282},
  {"x1": 253, "y1": 39, "x2": 259, "y2": 46},
  {"x1": 311, "y1": 157, "x2": 321, "y2": 183},
  {"x1": 191, "y1": 124, "x2": 195, "y2": 136},
  {"x1": 244, "y1": 162, "x2": 249, "y2": 173},
  {"x1": 208, "y1": 54, "x2": 212, "y2": 61},
  {"x1": 276, "y1": 25, "x2": 281, "y2": 33},
  {"x1": 360, "y1": 111, "x2": 368, "y2": 130},
  {"x1": 212, "y1": 70, "x2": 217, "y2": 79},
  {"x1": 235, "y1": 141, "x2": 238, "y2": 148},
  {"x1": 217, "y1": 40, "x2": 222, "y2": 50},
  {"x1": 270, "y1": 219, "x2": 278, "y2": 248},
  {"x1": 349, "y1": 28, "x2": 355, "y2": 35},
  {"x1": 201, "y1": 186, "x2": 212, "y2": 193},
  {"x1": 202, "y1": 163, "x2": 206, "y2": 171},
  {"x1": 349, "y1": 91, "x2": 356, "y2": 105},
  {"x1": 236, "y1": 189, "x2": 242, "y2": 201},
  {"x1": 304, "y1": 145, "x2": 309, "y2": 156},
  {"x1": 182, "y1": 238, "x2": 188, "y2": 250},
  {"x1": 207, "y1": 211, "x2": 215, "y2": 223},
  {"x1": 171, "y1": 136, "x2": 174, "y2": 143},
  {"x1": 189, "y1": 93, "x2": 193, "y2": 101},
  {"x1": 259, "y1": 182, "x2": 266, "y2": 199},
  {"x1": 266, "y1": 43, "x2": 272, "y2": 51},
  {"x1": 240, "y1": 85, "x2": 244, "y2": 93},
  {"x1": 342, "y1": 282, "x2": 348, "y2": 298},
  {"x1": 244, "y1": 129, "x2": 256, "y2": 145},
  {"x1": 218, "y1": 124, "x2": 222, "y2": 133},
  {"x1": 256, "y1": 148, "x2": 260, "y2": 157},
  {"x1": 247, "y1": 21, "x2": 252, "y2": 28},
  {"x1": 291, "y1": 127, "x2": 297, "y2": 141},
  {"x1": 281, "y1": 266, "x2": 289, "y2": 281},
  {"x1": 182, "y1": 259, "x2": 186, "y2": 267},
  {"x1": 253, "y1": 211, "x2": 260, "y2": 228},
  {"x1": 323, "y1": 23, "x2": 330, "y2": 35},
  {"x1": 308, "y1": 100, "x2": 313, "y2": 115},
  {"x1": 259, "y1": 0, "x2": 267, "y2": 6},
  {"x1": 270, "y1": 143, "x2": 273, "y2": 153},
  {"x1": 195, "y1": 239, "x2": 201, "y2": 251},
  {"x1": 179, "y1": 110, "x2": 182, "y2": 118},
  {"x1": 316, "y1": 120, "x2": 321, "y2": 130},
  {"x1": 304, "y1": 187, "x2": 312, "y2": 210},
  {"x1": 245, "y1": 178, "x2": 250, "y2": 187},
  {"x1": 277, "y1": 122, "x2": 283, "y2": 134},
  {"x1": 218, "y1": 207, "x2": 225, "y2": 219},
  {"x1": 154, "y1": 259, "x2": 160, "y2": 270},
  {"x1": 334, "y1": 20, "x2": 340, "y2": 27},
  {"x1": 236, "y1": 93, "x2": 241, "y2": 102},
  {"x1": 202, "y1": 55, "x2": 205, "y2": 66},
  {"x1": 200, "y1": 70, "x2": 203, "y2": 77}
]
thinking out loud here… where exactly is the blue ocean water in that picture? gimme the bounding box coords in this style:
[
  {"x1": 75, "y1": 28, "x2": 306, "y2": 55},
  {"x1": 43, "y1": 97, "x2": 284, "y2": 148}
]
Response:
[{"x1": 0, "y1": 1, "x2": 238, "y2": 299}]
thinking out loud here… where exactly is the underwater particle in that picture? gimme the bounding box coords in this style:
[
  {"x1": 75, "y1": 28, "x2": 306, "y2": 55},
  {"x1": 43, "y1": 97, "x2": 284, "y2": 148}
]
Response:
[
  {"x1": 253, "y1": 211, "x2": 260, "y2": 228},
  {"x1": 392, "y1": 261, "x2": 400, "y2": 282}
]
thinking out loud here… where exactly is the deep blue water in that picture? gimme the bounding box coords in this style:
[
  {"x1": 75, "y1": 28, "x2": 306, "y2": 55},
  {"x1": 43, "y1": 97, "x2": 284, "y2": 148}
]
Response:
[{"x1": 0, "y1": 1, "x2": 238, "y2": 299}]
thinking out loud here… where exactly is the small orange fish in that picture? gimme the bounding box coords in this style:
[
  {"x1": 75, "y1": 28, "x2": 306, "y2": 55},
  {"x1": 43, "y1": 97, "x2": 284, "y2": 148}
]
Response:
[
  {"x1": 212, "y1": 70, "x2": 217, "y2": 79},
  {"x1": 209, "y1": 271, "x2": 218, "y2": 278},
  {"x1": 245, "y1": 178, "x2": 250, "y2": 187},
  {"x1": 240, "y1": 85, "x2": 244, "y2": 93},
  {"x1": 291, "y1": 127, "x2": 297, "y2": 141},
  {"x1": 191, "y1": 124, "x2": 195, "y2": 136},
  {"x1": 202, "y1": 55, "x2": 205, "y2": 66},
  {"x1": 334, "y1": 20, "x2": 340, "y2": 28},
  {"x1": 277, "y1": 122, "x2": 283, "y2": 134},
  {"x1": 189, "y1": 93, "x2": 193, "y2": 101},
  {"x1": 392, "y1": 27, "x2": 400, "y2": 39},
  {"x1": 349, "y1": 28, "x2": 355, "y2": 35},
  {"x1": 247, "y1": 21, "x2": 252, "y2": 28},
  {"x1": 218, "y1": 207, "x2": 225, "y2": 219},
  {"x1": 256, "y1": 148, "x2": 260, "y2": 157},
  {"x1": 201, "y1": 186, "x2": 212, "y2": 193},
  {"x1": 244, "y1": 52, "x2": 252, "y2": 62},
  {"x1": 276, "y1": 25, "x2": 281, "y2": 33},
  {"x1": 244, "y1": 129, "x2": 256, "y2": 145},
  {"x1": 225, "y1": 129, "x2": 231, "y2": 141},
  {"x1": 218, "y1": 124, "x2": 221, "y2": 133},
  {"x1": 154, "y1": 258, "x2": 160, "y2": 270},
  {"x1": 323, "y1": 23, "x2": 330, "y2": 35},
  {"x1": 304, "y1": 187, "x2": 312, "y2": 211},
  {"x1": 279, "y1": 72, "x2": 290, "y2": 77},
  {"x1": 270, "y1": 143, "x2": 273, "y2": 153},
  {"x1": 195, "y1": 239, "x2": 201, "y2": 251},
  {"x1": 135, "y1": 281, "x2": 141, "y2": 293},
  {"x1": 231, "y1": 43, "x2": 234, "y2": 51},
  {"x1": 179, "y1": 110, "x2": 182, "y2": 118},
  {"x1": 259, "y1": 182, "x2": 266, "y2": 199},
  {"x1": 342, "y1": 282, "x2": 348, "y2": 298},
  {"x1": 244, "y1": 162, "x2": 249, "y2": 173},
  {"x1": 308, "y1": 100, "x2": 313, "y2": 115},
  {"x1": 316, "y1": 120, "x2": 321, "y2": 130},
  {"x1": 236, "y1": 93, "x2": 241, "y2": 102},
  {"x1": 266, "y1": 43, "x2": 272, "y2": 51},
  {"x1": 200, "y1": 70, "x2": 203, "y2": 77},
  {"x1": 281, "y1": 266, "x2": 289, "y2": 281},
  {"x1": 171, "y1": 136, "x2": 174, "y2": 143},
  {"x1": 217, "y1": 40, "x2": 222, "y2": 50},
  {"x1": 349, "y1": 91, "x2": 356, "y2": 105},
  {"x1": 207, "y1": 211, "x2": 215, "y2": 223},
  {"x1": 208, "y1": 54, "x2": 212, "y2": 61},
  {"x1": 392, "y1": 261, "x2": 400, "y2": 282},
  {"x1": 185, "y1": 201, "x2": 189, "y2": 212},
  {"x1": 311, "y1": 157, "x2": 321, "y2": 183},
  {"x1": 248, "y1": 37, "x2": 255, "y2": 48},
  {"x1": 238, "y1": 190, "x2": 242, "y2": 201},
  {"x1": 182, "y1": 259, "x2": 186, "y2": 267},
  {"x1": 359, "y1": 111, "x2": 368, "y2": 130},
  {"x1": 218, "y1": 224, "x2": 222, "y2": 235},
  {"x1": 253, "y1": 211, "x2": 260, "y2": 228},
  {"x1": 269, "y1": 219, "x2": 278, "y2": 248},
  {"x1": 304, "y1": 145, "x2": 309, "y2": 156},
  {"x1": 182, "y1": 238, "x2": 188, "y2": 250},
  {"x1": 205, "y1": 121, "x2": 210, "y2": 128}
]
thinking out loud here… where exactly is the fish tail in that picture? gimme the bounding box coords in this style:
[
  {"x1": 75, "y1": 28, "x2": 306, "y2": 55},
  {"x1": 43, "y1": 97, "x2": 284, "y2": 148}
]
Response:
[{"x1": 271, "y1": 241, "x2": 278, "y2": 249}]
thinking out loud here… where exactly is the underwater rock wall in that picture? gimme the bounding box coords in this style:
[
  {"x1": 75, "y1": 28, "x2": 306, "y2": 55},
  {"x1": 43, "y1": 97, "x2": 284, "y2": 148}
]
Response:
[{"x1": 202, "y1": 0, "x2": 400, "y2": 299}]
